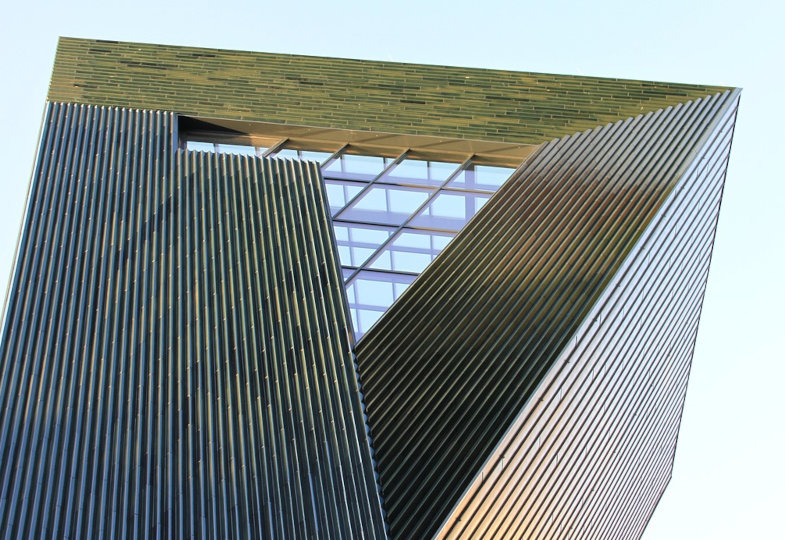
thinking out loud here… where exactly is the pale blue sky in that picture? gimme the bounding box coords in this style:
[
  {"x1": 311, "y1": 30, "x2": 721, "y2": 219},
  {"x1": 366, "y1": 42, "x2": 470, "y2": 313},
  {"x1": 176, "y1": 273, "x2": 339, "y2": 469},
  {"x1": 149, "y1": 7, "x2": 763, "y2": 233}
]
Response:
[{"x1": 1, "y1": 1, "x2": 782, "y2": 537}]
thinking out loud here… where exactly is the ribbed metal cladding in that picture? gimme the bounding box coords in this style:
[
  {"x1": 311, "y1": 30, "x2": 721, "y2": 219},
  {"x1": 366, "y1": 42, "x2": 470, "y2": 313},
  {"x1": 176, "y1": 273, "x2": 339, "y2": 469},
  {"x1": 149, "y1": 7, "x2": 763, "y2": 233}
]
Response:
[
  {"x1": 356, "y1": 90, "x2": 739, "y2": 539},
  {"x1": 436, "y1": 92, "x2": 740, "y2": 540},
  {"x1": 0, "y1": 103, "x2": 385, "y2": 538}
]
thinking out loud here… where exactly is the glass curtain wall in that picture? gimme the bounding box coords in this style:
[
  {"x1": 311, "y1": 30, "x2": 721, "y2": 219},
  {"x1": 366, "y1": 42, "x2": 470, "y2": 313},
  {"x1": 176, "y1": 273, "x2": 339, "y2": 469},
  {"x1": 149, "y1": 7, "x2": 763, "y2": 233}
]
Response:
[{"x1": 186, "y1": 140, "x2": 515, "y2": 339}]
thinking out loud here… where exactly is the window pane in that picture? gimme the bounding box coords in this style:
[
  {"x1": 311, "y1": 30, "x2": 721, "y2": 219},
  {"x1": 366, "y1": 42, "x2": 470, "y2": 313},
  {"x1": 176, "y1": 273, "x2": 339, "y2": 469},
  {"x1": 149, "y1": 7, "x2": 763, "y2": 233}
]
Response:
[
  {"x1": 299, "y1": 150, "x2": 334, "y2": 163},
  {"x1": 447, "y1": 164, "x2": 514, "y2": 191},
  {"x1": 345, "y1": 270, "x2": 417, "y2": 338},
  {"x1": 379, "y1": 158, "x2": 460, "y2": 187},
  {"x1": 408, "y1": 190, "x2": 490, "y2": 231},
  {"x1": 272, "y1": 148, "x2": 299, "y2": 159},
  {"x1": 350, "y1": 307, "x2": 359, "y2": 332},
  {"x1": 323, "y1": 153, "x2": 391, "y2": 181},
  {"x1": 346, "y1": 270, "x2": 416, "y2": 303},
  {"x1": 369, "y1": 229, "x2": 455, "y2": 273},
  {"x1": 324, "y1": 180, "x2": 366, "y2": 213},
  {"x1": 214, "y1": 143, "x2": 258, "y2": 156},
  {"x1": 337, "y1": 185, "x2": 433, "y2": 226},
  {"x1": 186, "y1": 141, "x2": 215, "y2": 152},
  {"x1": 333, "y1": 222, "x2": 395, "y2": 267},
  {"x1": 273, "y1": 148, "x2": 334, "y2": 164},
  {"x1": 355, "y1": 276, "x2": 395, "y2": 306},
  {"x1": 338, "y1": 245, "x2": 352, "y2": 267},
  {"x1": 356, "y1": 309, "x2": 384, "y2": 337}
]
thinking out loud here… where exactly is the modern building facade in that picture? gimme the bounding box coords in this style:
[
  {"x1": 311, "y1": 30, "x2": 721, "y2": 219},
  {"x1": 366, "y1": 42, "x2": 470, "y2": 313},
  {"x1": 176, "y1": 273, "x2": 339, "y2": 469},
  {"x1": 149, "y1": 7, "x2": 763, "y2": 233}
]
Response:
[{"x1": 0, "y1": 38, "x2": 739, "y2": 538}]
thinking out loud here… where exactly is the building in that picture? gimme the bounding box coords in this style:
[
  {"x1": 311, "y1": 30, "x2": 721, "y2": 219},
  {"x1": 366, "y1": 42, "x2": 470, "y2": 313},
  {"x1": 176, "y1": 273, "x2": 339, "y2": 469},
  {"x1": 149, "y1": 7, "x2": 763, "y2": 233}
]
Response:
[{"x1": 0, "y1": 38, "x2": 739, "y2": 538}]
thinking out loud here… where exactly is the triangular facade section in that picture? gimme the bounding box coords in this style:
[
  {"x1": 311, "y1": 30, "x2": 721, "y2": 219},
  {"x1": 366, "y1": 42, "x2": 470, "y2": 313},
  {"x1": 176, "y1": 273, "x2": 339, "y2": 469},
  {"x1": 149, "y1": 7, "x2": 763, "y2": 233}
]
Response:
[{"x1": 355, "y1": 90, "x2": 740, "y2": 539}]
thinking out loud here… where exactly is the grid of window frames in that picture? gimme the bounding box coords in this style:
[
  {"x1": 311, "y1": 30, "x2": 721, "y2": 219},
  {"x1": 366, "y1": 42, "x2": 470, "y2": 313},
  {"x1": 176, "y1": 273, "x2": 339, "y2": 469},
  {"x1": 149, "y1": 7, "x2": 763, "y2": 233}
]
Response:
[{"x1": 186, "y1": 140, "x2": 515, "y2": 340}]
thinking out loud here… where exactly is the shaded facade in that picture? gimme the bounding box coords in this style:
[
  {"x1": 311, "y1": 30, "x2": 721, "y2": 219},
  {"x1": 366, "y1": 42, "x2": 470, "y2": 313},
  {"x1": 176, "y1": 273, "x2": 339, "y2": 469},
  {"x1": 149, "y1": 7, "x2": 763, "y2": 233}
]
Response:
[
  {"x1": 0, "y1": 38, "x2": 739, "y2": 538},
  {"x1": 361, "y1": 92, "x2": 738, "y2": 539}
]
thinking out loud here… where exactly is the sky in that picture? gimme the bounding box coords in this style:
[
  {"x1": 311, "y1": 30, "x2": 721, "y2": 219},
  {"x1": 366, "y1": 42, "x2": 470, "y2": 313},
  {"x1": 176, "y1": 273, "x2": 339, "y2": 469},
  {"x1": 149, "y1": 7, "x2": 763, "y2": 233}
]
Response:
[{"x1": 0, "y1": 0, "x2": 783, "y2": 537}]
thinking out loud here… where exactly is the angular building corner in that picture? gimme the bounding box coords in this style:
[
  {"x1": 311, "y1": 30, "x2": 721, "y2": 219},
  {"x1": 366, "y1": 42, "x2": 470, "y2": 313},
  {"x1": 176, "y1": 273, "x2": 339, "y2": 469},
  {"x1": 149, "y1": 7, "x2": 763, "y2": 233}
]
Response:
[{"x1": 0, "y1": 37, "x2": 739, "y2": 538}]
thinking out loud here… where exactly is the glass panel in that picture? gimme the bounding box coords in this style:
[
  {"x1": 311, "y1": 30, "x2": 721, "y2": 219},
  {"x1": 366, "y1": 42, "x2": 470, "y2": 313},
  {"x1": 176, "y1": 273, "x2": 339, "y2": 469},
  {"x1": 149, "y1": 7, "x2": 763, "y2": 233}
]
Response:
[
  {"x1": 337, "y1": 185, "x2": 433, "y2": 226},
  {"x1": 272, "y1": 148, "x2": 299, "y2": 159},
  {"x1": 379, "y1": 158, "x2": 460, "y2": 187},
  {"x1": 355, "y1": 275, "x2": 395, "y2": 306},
  {"x1": 272, "y1": 148, "x2": 334, "y2": 164},
  {"x1": 323, "y1": 153, "x2": 392, "y2": 181},
  {"x1": 447, "y1": 164, "x2": 515, "y2": 191},
  {"x1": 408, "y1": 190, "x2": 491, "y2": 231},
  {"x1": 345, "y1": 270, "x2": 417, "y2": 338},
  {"x1": 369, "y1": 229, "x2": 456, "y2": 273},
  {"x1": 356, "y1": 309, "x2": 384, "y2": 335},
  {"x1": 186, "y1": 141, "x2": 215, "y2": 152},
  {"x1": 332, "y1": 222, "x2": 395, "y2": 267},
  {"x1": 299, "y1": 150, "x2": 334, "y2": 163},
  {"x1": 324, "y1": 180, "x2": 367, "y2": 214},
  {"x1": 394, "y1": 281, "x2": 411, "y2": 298},
  {"x1": 214, "y1": 143, "x2": 258, "y2": 156},
  {"x1": 350, "y1": 307, "x2": 360, "y2": 333}
]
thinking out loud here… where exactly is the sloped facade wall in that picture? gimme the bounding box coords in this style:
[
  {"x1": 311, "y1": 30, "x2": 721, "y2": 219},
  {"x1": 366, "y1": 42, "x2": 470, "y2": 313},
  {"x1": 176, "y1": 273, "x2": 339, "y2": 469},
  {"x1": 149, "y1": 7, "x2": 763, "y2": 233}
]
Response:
[
  {"x1": 436, "y1": 92, "x2": 739, "y2": 539},
  {"x1": 0, "y1": 103, "x2": 385, "y2": 538},
  {"x1": 356, "y1": 91, "x2": 739, "y2": 539}
]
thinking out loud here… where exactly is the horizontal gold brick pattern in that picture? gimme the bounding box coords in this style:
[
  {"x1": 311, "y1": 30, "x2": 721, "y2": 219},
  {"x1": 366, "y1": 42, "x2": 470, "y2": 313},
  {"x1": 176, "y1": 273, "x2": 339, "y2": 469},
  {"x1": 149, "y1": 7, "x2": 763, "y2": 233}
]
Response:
[{"x1": 49, "y1": 38, "x2": 728, "y2": 145}]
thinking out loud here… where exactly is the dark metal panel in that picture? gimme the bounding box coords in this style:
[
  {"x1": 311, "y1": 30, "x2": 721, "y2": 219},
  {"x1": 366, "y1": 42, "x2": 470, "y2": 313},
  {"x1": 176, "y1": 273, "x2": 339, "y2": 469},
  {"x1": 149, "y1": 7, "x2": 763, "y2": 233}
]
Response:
[
  {"x1": 355, "y1": 91, "x2": 739, "y2": 539},
  {"x1": 0, "y1": 103, "x2": 385, "y2": 538}
]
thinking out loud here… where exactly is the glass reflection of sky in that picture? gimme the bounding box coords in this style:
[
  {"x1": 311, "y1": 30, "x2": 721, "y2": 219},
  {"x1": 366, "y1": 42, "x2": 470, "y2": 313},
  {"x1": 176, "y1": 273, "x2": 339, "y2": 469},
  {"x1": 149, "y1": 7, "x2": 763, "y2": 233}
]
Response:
[
  {"x1": 380, "y1": 158, "x2": 460, "y2": 186},
  {"x1": 447, "y1": 164, "x2": 514, "y2": 191},
  {"x1": 337, "y1": 185, "x2": 434, "y2": 225},
  {"x1": 183, "y1": 139, "x2": 516, "y2": 339},
  {"x1": 323, "y1": 153, "x2": 392, "y2": 181},
  {"x1": 272, "y1": 148, "x2": 333, "y2": 163},
  {"x1": 346, "y1": 271, "x2": 416, "y2": 336}
]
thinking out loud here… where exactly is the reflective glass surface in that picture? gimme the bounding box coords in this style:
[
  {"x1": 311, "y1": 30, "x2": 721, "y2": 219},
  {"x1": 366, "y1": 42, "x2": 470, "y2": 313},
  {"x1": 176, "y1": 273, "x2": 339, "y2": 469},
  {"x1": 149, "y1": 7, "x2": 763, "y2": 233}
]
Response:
[
  {"x1": 369, "y1": 229, "x2": 455, "y2": 273},
  {"x1": 323, "y1": 153, "x2": 392, "y2": 181},
  {"x1": 379, "y1": 158, "x2": 460, "y2": 187},
  {"x1": 337, "y1": 185, "x2": 433, "y2": 226},
  {"x1": 186, "y1": 140, "x2": 217, "y2": 152},
  {"x1": 408, "y1": 190, "x2": 490, "y2": 231},
  {"x1": 333, "y1": 223, "x2": 395, "y2": 268},
  {"x1": 346, "y1": 270, "x2": 417, "y2": 338},
  {"x1": 214, "y1": 143, "x2": 260, "y2": 156},
  {"x1": 325, "y1": 180, "x2": 367, "y2": 214},
  {"x1": 273, "y1": 148, "x2": 334, "y2": 164},
  {"x1": 447, "y1": 164, "x2": 515, "y2": 191}
]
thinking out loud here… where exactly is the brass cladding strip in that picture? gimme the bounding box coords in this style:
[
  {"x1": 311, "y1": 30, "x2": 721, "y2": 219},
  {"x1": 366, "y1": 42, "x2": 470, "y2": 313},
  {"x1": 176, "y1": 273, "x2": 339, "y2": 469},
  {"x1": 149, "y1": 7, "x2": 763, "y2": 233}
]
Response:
[
  {"x1": 49, "y1": 37, "x2": 729, "y2": 147},
  {"x1": 355, "y1": 91, "x2": 737, "y2": 539},
  {"x1": 0, "y1": 103, "x2": 385, "y2": 538},
  {"x1": 437, "y1": 95, "x2": 739, "y2": 538}
]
